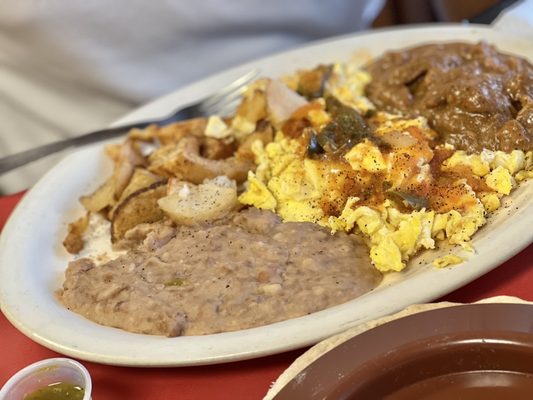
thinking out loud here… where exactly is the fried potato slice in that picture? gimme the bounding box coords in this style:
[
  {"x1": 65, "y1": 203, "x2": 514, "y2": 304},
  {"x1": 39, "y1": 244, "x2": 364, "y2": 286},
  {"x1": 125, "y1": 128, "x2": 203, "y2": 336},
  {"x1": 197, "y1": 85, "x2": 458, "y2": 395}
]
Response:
[
  {"x1": 112, "y1": 140, "x2": 147, "y2": 199},
  {"x1": 235, "y1": 87, "x2": 267, "y2": 124},
  {"x1": 80, "y1": 140, "x2": 148, "y2": 215},
  {"x1": 235, "y1": 120, "x2": 274, "y2": 159},
  {"x1": 158, "y1": 176, "x2": 238, "y2": 226},
  {"x1": 63, "y1": 213, "x2": 90, "y2": 254},
  {"x1": 156, "y1": 118, "x2": 208, "y2": 145},
  {"x1": 120, "y1": 168, "x2": 164, "y2": 201},
  {"x1": 108, "y1": 168, "x2": 164, "y2": 219},
  {"x1": 111, "y1": 181, "x2": 167, "y2": 242},
  {"x1": 231, "y1": 80, "x2": 268, "y2": 135},
  {"x1": 127, "y1": 124, "x2": 160, "y2": 142},
  {"x1": 148, "y1": 136, "x2": 254, "y2": 183},
  {"x1": 200, "y1": 137, "x2": 237, "y2": 160},
  {"x1": 80, "y1": 177, "x2": 116, "y2": 213}
]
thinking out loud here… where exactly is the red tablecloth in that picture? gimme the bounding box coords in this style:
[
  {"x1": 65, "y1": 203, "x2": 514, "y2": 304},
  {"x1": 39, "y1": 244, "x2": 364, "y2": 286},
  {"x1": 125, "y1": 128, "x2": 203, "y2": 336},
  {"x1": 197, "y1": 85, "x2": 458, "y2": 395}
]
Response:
[{"x1": 1, "y1": 192, "x2": 532, "y2": 399}]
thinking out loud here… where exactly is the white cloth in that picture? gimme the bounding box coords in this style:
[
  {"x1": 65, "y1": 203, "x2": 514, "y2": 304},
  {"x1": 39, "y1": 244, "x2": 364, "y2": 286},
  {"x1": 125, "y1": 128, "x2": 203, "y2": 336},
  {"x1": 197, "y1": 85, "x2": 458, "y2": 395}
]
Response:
[
  {"x1": 0, "y1": 0, "x2": 384, "y2": 193},
  {"x1": 492, "y1": 0, "x2": 533, "y2": 36}
]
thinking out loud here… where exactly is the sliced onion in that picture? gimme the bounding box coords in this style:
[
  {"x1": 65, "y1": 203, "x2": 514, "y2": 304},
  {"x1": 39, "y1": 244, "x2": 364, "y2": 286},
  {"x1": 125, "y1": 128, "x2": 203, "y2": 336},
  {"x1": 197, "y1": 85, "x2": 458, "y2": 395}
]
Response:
[
  {"x1": 266, "y1": 80, "x2": 308, "y2": 126},
  {"x1": 380, "y1": 130, "x2": 418, "y2": 148}
]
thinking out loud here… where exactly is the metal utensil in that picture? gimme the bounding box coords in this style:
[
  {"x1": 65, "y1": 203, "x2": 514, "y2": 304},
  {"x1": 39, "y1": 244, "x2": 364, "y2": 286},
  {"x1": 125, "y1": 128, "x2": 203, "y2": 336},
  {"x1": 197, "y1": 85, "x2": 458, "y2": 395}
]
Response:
[{"x1": 0, "y1": 69, "x2": 259, "y2": 175}]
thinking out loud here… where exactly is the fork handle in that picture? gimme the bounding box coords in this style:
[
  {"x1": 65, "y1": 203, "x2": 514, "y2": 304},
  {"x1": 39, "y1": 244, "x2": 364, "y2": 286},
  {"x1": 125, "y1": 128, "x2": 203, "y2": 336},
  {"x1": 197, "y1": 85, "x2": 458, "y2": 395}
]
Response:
[{"x1": 0, "y1": 120, "x2": 156, "y2": 176}]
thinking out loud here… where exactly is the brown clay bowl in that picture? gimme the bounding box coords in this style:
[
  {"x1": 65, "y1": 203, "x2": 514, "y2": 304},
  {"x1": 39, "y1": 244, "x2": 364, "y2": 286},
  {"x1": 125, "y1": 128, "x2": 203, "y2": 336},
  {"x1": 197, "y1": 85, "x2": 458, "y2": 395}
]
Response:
[{"x1": 272, "y1": 303, "x2": 533, "y2": 400}]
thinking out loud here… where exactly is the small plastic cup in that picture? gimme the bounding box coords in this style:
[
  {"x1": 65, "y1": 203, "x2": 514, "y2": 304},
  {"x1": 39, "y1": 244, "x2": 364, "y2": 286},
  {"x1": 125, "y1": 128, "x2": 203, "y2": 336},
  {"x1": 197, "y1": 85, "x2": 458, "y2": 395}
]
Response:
[{"x1": 0, "y1": 358, "x2": 92, "y2": 400}]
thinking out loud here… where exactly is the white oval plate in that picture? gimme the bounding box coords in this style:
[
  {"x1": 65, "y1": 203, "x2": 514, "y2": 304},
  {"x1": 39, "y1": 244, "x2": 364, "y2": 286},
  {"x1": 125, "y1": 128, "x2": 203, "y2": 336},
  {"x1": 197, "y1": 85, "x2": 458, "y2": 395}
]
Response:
[{"x1": 1, "y1": 24, "x2": 532, "y2": 367}]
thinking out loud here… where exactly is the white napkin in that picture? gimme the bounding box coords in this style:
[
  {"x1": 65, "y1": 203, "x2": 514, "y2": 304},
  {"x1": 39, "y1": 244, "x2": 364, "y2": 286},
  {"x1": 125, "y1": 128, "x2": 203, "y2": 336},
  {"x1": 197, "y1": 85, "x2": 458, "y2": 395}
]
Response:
[{"x1": 492, "y1": 0, "x2": 533, "y2": 36}]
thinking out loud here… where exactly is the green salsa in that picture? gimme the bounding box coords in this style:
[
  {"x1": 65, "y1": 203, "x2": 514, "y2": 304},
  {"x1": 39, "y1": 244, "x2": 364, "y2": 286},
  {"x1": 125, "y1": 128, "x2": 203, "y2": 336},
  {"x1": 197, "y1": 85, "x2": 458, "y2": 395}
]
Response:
[
  {"x1": 24, "y1": 382, "x2": 85, "y2": 400},
  {"x1": 164, "y1": 278, "x2": 184, "y2": 287}
]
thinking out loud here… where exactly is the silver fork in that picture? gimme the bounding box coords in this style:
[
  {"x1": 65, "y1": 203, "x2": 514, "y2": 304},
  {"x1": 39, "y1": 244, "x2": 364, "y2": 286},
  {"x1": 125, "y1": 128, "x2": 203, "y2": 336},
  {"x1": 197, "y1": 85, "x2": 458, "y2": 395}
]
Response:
[{"x1": 0, "y1": 69, "x2": 259, "y2": 175}]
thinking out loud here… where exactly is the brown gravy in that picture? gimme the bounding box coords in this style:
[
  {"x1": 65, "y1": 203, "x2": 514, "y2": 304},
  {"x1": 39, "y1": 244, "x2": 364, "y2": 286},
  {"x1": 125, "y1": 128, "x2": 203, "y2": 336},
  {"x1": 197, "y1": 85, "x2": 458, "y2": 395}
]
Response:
[{"x1": 365, "y1": 42, "x2": 533, "y2": 153}]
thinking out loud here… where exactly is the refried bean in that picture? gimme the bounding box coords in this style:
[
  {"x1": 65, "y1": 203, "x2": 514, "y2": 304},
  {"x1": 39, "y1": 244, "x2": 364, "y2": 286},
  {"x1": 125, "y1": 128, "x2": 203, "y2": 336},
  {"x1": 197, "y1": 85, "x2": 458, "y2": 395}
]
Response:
[
  {"x1": 57, "y1": 208, "x2": 381, "y2": 336},
  {"x1": 365, "y1": 41, "x2": 533, "y2": 153}
]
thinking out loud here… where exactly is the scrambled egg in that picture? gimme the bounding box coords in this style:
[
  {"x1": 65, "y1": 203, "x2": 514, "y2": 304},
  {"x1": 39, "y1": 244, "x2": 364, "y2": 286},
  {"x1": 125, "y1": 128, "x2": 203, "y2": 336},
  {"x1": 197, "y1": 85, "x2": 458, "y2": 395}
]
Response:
[{"x1": 238, "y1": 64, "x2": 533, "y2": 273}]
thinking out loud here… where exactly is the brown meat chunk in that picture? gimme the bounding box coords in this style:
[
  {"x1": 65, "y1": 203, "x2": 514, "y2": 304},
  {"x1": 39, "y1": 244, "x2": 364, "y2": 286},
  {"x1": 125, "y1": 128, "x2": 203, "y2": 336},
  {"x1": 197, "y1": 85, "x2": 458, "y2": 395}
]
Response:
[{"x1": 365, "y1": 42, "x2": 533, "y2": 152}]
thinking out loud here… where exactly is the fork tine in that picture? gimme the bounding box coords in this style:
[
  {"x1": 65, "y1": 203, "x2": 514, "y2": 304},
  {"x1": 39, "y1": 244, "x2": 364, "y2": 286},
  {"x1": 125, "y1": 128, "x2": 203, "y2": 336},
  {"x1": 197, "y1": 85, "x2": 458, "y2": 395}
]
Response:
[
  {"x1": 202, "y1": 88, "x2": 247, "y2": 116},
  {"x1": 200, "y1": 69, "x2": 260, "y2": 113},
  {"x1": 209, "y1": 99, "x2": 242, "y2": 118}
]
